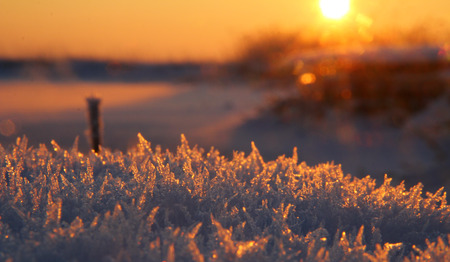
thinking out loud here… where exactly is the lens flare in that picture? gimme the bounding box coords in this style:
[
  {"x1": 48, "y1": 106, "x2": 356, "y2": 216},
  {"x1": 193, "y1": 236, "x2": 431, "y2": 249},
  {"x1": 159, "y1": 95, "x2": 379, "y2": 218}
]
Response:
[{"x1": 0, "y1": 119, "x2": 16, "y2": 137}]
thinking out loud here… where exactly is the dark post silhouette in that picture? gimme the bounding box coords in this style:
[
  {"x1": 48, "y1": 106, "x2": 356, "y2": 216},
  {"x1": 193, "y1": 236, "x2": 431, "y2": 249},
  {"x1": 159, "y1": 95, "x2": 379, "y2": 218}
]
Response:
[{"x1": 86, "y1": 97, "x2": 102, "y2": 153}]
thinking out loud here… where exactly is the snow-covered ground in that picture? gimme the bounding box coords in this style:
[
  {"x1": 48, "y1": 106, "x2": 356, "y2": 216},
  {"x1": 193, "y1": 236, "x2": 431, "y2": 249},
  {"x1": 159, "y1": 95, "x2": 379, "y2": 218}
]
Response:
[
  {"x1": 0, "y1": 78, "x2": 448, "y2": 192},
  {"x1": 0, "y1": 80, "x2": 264, "y2": 151}
]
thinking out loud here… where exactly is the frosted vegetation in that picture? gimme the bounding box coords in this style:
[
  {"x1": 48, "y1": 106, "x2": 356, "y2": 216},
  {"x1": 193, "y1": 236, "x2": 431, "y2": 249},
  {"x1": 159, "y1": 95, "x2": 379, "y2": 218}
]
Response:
[{"x1": 1, "y1": 135, "x2": 450, "y2": 261}]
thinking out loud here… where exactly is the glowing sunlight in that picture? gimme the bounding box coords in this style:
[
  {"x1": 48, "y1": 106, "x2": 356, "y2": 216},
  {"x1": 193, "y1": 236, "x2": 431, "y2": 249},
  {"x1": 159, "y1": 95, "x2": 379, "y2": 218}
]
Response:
[{"x1": 319, "y1": 0, "x2": 350, "y2": 20}]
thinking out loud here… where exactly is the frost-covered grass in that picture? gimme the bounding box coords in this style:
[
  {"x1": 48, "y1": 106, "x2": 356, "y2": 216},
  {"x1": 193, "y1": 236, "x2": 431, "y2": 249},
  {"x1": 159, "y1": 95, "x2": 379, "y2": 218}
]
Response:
[{"x1": 1, "y1": 134, "x2": 450, "y2": 261}]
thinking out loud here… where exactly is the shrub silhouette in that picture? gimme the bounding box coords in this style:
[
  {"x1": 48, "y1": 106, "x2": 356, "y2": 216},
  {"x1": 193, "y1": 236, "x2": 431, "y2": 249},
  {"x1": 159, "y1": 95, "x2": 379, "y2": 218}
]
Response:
[{"x1": 1, "y1": 134, "x2": 450, "y2": 261}]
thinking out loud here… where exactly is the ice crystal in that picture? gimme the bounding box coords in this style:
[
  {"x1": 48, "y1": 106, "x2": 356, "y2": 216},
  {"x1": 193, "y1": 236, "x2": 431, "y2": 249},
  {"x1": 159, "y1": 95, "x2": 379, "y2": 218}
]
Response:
[{"x1": 0, "y1": 134, "x2": 449, "y2": 261}]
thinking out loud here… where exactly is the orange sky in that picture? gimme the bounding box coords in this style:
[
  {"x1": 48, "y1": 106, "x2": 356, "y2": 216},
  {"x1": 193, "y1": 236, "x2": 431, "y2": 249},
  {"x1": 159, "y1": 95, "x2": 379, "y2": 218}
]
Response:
[{"x1": 0, "y1": 0, "x2": 449, "y2": 62}]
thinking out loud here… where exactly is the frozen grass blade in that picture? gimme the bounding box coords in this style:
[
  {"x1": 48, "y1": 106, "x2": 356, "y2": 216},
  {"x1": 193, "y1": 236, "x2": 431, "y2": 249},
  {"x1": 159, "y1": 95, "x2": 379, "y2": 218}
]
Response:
[{"x1": 0, "y1": 134, "x2": 450, "y2": 261}]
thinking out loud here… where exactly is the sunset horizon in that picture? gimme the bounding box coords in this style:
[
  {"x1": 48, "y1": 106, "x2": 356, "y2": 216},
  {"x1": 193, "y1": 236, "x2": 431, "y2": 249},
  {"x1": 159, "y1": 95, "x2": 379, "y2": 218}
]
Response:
[
  {"x1": 1, "y1": 0, "x2": 449, "y2": 63},
  {"x1": 1, "y1": 2, "x2": 450, "y2": 260}
]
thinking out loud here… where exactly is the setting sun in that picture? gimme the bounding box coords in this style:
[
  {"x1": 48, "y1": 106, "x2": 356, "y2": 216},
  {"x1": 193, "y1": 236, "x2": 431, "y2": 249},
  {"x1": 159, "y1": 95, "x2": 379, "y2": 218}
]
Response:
[
  {"x1": 0, "y1": 0, "x2": 449, "y2": 61},
  {"x1": 319, "y1": 0, "x2": 350, "y2": 20}
]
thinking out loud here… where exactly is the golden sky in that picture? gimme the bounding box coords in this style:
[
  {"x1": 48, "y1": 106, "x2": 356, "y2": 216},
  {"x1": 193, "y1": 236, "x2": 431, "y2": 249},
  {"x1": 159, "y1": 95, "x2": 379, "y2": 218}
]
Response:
[{"x1": 0, "y1": 0, "x2": 449, "y2": 62}]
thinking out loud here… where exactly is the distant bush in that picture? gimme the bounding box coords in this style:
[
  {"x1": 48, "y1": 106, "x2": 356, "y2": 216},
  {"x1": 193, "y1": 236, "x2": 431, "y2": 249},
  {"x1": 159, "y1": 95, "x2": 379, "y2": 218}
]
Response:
[
  {"x1": 233, "y1": 28, "x2": 449, "y2": 127},
  {"x1": 232, "y1": 31, "x2": 317, "y2": 81},
  {"x1": 275, "y1": 59, "x2": 449, "y2": 127},
  {"x1": 1, "y1": 135, "x2": 450, "y2": 261},
  {"x1": 232, "y1": 25, "x2": 449, "y2": 80}
]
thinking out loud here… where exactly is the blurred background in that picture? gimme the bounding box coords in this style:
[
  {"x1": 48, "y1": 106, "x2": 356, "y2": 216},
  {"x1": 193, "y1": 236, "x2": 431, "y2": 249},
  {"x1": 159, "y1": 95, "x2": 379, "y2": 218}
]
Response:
[{"x1": 0, "y1": 0, "x2": 449, "y2": 192}]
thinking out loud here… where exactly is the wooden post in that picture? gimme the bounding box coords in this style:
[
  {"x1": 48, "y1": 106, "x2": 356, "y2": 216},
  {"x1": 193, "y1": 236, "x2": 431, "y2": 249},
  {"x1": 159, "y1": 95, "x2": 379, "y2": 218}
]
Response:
[{"x1": 86, "y1": 97, "x2": 102, "y2": 153}]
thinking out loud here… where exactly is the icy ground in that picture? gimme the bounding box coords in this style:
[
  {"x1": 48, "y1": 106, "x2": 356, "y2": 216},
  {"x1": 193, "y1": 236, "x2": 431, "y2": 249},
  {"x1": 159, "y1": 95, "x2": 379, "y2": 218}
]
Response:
[
  {"x1": 0, "y1": 79, "x2": 449, "y2": 191},
  {"x1": 1, "y1": 135, "x2": 450, "y2": 261}
]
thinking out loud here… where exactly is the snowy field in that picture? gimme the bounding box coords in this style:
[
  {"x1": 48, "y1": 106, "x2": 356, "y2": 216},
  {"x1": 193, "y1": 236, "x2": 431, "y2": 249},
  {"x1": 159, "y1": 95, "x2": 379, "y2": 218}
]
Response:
[
  {"x1": 1, "y1": 133, "x2": 450, "y2": 261},
  {"x1": 0, "y1": 77, "x2": 448, "y2": 193},
  {"x1": 0, "y1": 55, "x2": 449, "y2": 260}
]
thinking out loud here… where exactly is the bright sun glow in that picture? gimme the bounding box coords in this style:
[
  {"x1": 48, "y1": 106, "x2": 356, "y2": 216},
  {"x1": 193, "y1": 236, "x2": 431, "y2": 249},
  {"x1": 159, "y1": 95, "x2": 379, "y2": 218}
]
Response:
[{"x1": 319, "y1": 0, "x2": 350, "y2": 19}]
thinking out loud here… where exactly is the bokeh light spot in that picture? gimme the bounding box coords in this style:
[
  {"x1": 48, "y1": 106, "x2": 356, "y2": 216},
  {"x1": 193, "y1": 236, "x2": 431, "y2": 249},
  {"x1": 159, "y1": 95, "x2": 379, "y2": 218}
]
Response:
[
  {"x1": 355, "y1": 14, "x2": 373, "y2": 28},
  {"x1": 0, "y1": 119, "x2": 16, "y2": 137},
  {"x1": 299, "y1": 73, "x2": 317, "y2": 85},
  {"x1": 292, "y1": 61, "x2": 305, "y2": 75}
]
